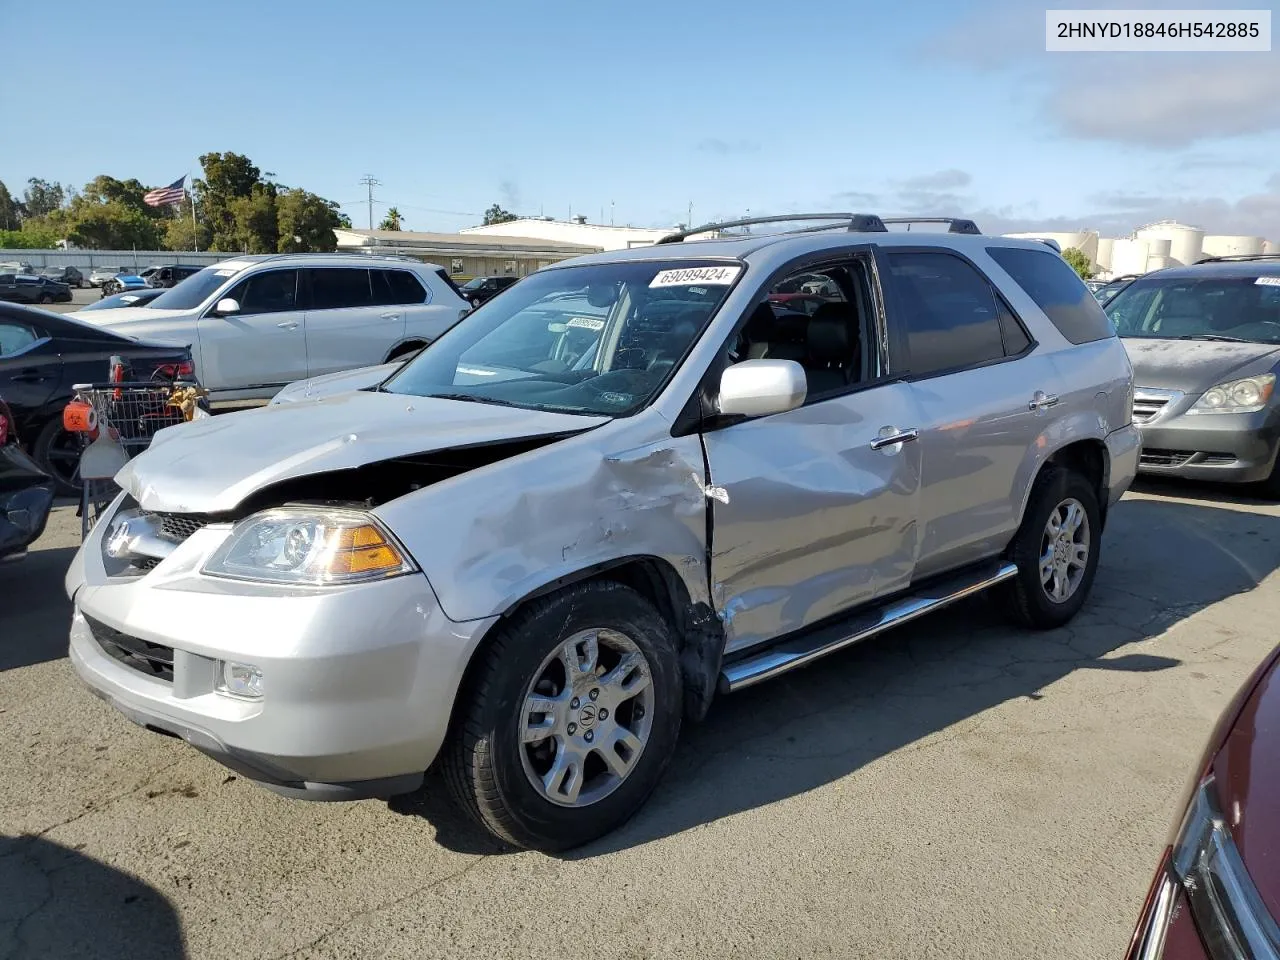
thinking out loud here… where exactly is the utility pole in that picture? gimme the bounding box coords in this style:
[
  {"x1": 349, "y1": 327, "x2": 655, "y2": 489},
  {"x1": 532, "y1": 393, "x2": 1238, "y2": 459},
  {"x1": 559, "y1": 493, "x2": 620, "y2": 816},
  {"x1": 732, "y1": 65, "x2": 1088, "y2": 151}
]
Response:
[{"x1": 359, "y1": 175, "x2": 381, "y2": 230}]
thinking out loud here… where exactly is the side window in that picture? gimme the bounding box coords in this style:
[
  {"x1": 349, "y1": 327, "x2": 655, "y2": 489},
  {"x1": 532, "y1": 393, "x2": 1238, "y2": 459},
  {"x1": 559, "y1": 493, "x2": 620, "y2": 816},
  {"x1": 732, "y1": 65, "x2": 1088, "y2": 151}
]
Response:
[
  {"x1": 372, "y1": 270, "x2": 427, "y2": 306},
  {"x1": 228, "y1": 269, "x2": 299, "y2": 314},
  {"x1": 728, "y1": 259, "x2": 874, "y2": 400},
  {"x1": 986, "y1": 246, "x2": 1115, "y2": 344},
  {"x1": 308, "y1": 268, "x2": 373, "y2": 310},
  {"x1": 0, "y1": 322, "x2": 39, "y2": 357},
  {"x1": 995, "y1": 293, "x2": 1032, "y2": 355},
  {"x1": 886, "y1": 252, "x2": 1006, "y2": 376},
  {"x1": 0, "y1": 275, "x2": 14, "y2": 284}
]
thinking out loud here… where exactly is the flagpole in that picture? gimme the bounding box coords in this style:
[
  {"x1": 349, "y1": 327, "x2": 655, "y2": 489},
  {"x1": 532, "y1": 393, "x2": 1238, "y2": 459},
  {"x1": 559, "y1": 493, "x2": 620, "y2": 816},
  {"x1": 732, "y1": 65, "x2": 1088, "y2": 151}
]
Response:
[{"x1": 188, "y1": 172, "x2": 198, "y2": 253}]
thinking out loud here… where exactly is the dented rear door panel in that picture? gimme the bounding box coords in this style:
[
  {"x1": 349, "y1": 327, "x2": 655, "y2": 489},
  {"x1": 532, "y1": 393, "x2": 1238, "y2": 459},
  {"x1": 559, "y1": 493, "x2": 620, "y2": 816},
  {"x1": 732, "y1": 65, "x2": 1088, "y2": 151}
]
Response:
[{"x1": 702, "y1": 382, "x2": 924, "y2": 654}]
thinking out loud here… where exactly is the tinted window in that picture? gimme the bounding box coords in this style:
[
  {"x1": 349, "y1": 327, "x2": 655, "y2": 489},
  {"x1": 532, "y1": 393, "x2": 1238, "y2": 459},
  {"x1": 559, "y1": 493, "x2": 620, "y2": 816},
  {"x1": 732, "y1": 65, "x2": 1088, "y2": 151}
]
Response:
[
  {"x1": 987, "y1": 246, "x2": 1114, "y2": 344},
  {"x1": 0, "y1": 322, "x2": 38, "y2": 357},
  {"x1": 228, "y1": 270, "x2": 298, "y2": 314},
  {"x1": 150, "y1": 265, "x2": 237, "y2": 310},
  {"x1": 996, "y1": 295, "x2": 1032, "y2": 354},
  {"x1": 887, "y1": 252, "x2": 1006, "y2": 375},
  {"x1": 371, "y1": 269, "x2": 427, "y2": 306},
  {"x1": 0, "y1": 275, "x2": 13, "y2": 284},
  {"x1": 1105, "y1": 275, "x2": 1280, "y2": 344},
  {"x1": 309, "y1": 268, "x2": 373, "y2": 309}
]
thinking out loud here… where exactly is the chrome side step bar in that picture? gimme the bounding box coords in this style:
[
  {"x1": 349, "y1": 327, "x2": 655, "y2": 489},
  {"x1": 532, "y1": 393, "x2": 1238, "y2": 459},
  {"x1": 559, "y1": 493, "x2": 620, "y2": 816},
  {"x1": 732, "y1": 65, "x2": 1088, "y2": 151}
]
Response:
[{"x1": 719, "y1": 560, "x2": 1018, "y2": 693}]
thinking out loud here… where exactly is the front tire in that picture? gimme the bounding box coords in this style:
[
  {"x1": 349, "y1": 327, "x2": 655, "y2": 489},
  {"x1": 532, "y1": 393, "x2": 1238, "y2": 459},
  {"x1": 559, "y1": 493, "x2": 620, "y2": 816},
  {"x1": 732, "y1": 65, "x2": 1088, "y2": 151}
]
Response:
[
  {"x1": 1000, "y1": 467, "x2": 1102, "y2": 629},
  {"x1": 443, "y1": 581, "x2": 683, "y2": 851}
]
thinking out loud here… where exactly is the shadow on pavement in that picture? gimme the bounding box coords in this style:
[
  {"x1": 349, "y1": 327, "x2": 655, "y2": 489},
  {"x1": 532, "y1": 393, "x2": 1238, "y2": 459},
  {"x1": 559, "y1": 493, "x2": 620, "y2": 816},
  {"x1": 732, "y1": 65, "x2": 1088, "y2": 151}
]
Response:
[
  {"x1": 0, "y1": 836, "x2": 186, "y2": 959},
  {"x1": 1130, "y1": 475, "x2": 1277, "y2": 509},
  {"x1": 0, "y1": 546, "x2": 76, "y2": 671},
  {"x1": 402, "y1": 494, "x2": 1279, "y2": 858}
]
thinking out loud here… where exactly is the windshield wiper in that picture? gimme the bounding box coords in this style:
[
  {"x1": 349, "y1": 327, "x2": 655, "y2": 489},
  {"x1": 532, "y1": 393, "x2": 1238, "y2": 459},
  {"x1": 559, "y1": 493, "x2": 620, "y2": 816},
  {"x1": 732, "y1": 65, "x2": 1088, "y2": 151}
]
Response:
[
  {"x1": 1179, "y1": 334, "x2": 1250, "y2": 343},
  {"x1": 427, "y1": 392, "x2": 523, "y2": 408}
]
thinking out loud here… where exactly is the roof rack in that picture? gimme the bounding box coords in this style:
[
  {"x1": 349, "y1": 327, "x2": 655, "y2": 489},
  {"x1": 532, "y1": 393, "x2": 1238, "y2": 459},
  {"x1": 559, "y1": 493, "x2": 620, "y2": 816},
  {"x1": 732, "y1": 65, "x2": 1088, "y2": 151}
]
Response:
[
  {"x1": 880, "y1": 217, "x2": 982, "y2": 235},
  {"x1": 1194, "y1": 253, "x2": 1280, "y2": 264},
  {"x1": 656, "y1": 213, "x2": 888, "y2": 244}
]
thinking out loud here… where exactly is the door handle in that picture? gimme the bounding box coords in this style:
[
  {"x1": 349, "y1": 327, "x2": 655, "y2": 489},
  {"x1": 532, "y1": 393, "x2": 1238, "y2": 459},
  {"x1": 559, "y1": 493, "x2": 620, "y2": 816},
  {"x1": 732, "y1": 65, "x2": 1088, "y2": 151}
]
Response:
[
  {"x1": 1028, "y1": 392, "x2": 1060, "y2": 411},
  {"x1": 870, "y1": 427, "x2": 919, "y2": 450},
  {"x1": 379, "y1": 311, "x2": 400, "y2": 320},
  {"x1": 9, "y1": 369, "x2": 48, "y2": 383},
  {"x1": 276, "y1": 321, "x2": 299, "y2": 330}
]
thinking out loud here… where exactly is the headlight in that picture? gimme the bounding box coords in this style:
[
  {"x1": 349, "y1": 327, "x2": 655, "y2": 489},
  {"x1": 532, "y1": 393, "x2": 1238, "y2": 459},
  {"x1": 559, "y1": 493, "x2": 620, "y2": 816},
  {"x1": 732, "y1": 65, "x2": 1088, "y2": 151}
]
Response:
[
  {"x1": 1171, "y1": 776, "x2": 1280, "y2": 959},
  {"x1": 201, "y1": 508, "x2": 416, "y2": 585},
  {"x1": 1188, "y1": 374, "x2": 1275, "y2": 415}
]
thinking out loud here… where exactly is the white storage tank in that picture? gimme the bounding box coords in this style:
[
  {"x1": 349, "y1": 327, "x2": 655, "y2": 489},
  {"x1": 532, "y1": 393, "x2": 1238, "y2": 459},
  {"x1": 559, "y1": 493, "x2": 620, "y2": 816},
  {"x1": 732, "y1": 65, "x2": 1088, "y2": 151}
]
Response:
[
  {"x1": 1096, "y1": 237, "x2": 1114, "y2": 271},
  {"x1": 1136, "y1": 221, "x2": 1205, "y2": 266},
  {"x1": 1146, "y1": 256, "x2": 1173, "y2": 272},
  {"x1": 1143, "y1": 237, "x2": 1172, "y2": 260},
  {"x1": 1110, "y1": 238, "x2": 1150, "y2": 276},
  {"x1": 1202, "y1": 235, "x2": 1264, "y2": 258},
  {"x1": 1265, "y1": 241, "x2": 1279, "y2": 255}
]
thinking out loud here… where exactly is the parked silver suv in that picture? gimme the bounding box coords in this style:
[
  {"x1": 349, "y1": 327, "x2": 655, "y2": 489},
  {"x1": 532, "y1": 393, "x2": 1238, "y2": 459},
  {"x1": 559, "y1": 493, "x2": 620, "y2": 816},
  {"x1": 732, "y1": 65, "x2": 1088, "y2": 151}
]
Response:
[{"x1": 65, "y1": 214, "x2": 1139, "y2": 851}]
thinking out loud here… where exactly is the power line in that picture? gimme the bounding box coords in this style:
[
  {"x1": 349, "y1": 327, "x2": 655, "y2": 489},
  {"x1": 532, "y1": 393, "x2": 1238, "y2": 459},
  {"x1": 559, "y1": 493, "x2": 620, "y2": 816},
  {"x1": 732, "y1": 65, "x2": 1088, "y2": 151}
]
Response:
[{"x1": 358, "y1": 175, "x2": 381, "y2": 230}]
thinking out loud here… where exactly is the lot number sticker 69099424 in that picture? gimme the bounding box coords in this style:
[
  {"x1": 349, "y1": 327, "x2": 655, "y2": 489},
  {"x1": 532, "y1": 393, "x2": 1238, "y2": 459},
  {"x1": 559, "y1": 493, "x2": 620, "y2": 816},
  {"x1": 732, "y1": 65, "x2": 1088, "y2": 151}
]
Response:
[{"x1": 650, "y1": 266, "x2": 742, "y2": 288}]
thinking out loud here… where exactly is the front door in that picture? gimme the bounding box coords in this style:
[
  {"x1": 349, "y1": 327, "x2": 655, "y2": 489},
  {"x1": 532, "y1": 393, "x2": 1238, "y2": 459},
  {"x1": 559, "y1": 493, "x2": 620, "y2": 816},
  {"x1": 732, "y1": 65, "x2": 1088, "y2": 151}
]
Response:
[
  {"x1": 700, "y1": 249, "x2": 923, "y2": 653},
  {"x1": 197, "y1": 268, "x2": 306, "y2": 395}
]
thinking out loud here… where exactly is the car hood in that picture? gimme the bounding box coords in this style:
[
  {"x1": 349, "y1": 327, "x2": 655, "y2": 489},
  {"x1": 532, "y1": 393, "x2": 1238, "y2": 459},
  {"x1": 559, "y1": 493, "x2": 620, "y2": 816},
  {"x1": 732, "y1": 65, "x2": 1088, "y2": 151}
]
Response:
[
  {"x1": 271, "y1": 362, "x2": 403, "y2": 403},
  {"x1": 1212, "y1": 648, "x2": 1280, "y2": 920},
  {"x1": 1122, "y1": 338, "x2": 1280, "y2": 393},
  {"x1": 117, "y1": 388, "x2": 608, "y2": 513},
  {"x1": 67, "y1": 306, "x2": 193, "y2": 326}
]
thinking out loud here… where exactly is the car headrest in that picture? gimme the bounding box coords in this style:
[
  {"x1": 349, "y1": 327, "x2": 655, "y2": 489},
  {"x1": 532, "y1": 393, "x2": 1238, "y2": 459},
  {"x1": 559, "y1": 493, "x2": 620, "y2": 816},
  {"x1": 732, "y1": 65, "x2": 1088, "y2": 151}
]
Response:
[
  {"x1": 772, "y1": 311, "x2": 809, "y2": 343},
  {"x1": 742, "y1": 301, "x2": 776, "y2": 341},
  {"x1": 807, "y1": 303, "x2": 855, "y2": 361}
]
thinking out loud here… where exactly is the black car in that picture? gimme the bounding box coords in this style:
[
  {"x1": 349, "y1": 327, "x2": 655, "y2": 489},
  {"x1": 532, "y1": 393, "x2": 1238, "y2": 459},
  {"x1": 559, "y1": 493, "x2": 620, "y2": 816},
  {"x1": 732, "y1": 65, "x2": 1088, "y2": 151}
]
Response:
[
  {"x1": 77, "y1": 287, "x2": 166, "y2": 312},
  {"x1": 41, "y1": 265, "x2": 85, "y2": 288},
  {"x1": 0, "y1": 302, "x2": 197, "y2": 495},
  {"x1": 0, "y1": 274, "x2": 73, "y2": 305},
  {"x1": 145, "y1": 264, "x2": 203, "y2": 289},
  {"x1": 0, "y1": 394, "x2": 54, "y2": 562},
  {"x1": 457, "y1": 275, "x2": 519, "y2": 306}
]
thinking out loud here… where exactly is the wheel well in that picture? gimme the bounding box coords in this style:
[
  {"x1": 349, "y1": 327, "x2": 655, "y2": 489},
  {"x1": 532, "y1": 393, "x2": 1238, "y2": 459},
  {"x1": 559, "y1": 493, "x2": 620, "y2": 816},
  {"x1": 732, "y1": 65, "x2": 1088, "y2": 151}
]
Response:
[
  {"x1": 445, "y1": 558, "x2": 723, "y2": 745},
  {"x1": 1044, "y1": 439, "x2": 1109, "y2": 522},
  {"x1": 385, "y1": 340, "x2": 426, "y2": 363}
]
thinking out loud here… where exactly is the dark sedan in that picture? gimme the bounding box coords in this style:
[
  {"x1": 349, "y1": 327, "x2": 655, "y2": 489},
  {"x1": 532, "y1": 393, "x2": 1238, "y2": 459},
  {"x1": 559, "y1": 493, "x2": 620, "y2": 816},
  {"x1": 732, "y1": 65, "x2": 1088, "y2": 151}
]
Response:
[
  {"x1": 0, "y1": 302, "x2": 196, "y2": 495},
  {"x1": 1125, "y1": 643, "x2": 1280, "y2": 960},
  {"x1": 77, "y1": 288, "x2": 166, "y2": 312},
  {"x1": 1106, "y1": 257, "x2": 1280, "y2": 497},
  {"x1": 457, "y1": 274, "x2": 518, "y2": 307},
  {"x1": 0, "y1": 394, "x2": 54, "y2": 562},
  {"x1": 0, "y1": 274, "x2": 73, "y2": 305}
]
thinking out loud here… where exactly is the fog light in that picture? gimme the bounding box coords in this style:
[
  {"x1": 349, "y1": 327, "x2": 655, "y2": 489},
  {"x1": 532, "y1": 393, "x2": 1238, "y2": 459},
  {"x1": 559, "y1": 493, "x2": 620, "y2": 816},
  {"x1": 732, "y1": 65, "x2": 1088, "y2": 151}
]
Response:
[{"x1": 217, "y1": 661, "x2": 264, "y2": 699}]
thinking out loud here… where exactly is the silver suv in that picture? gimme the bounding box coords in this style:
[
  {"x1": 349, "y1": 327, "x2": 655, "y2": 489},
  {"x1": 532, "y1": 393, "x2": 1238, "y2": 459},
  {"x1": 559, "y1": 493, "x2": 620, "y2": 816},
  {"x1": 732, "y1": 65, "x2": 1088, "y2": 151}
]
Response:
[{"x1": 65, "y1": 214, "x2": 1139, "y2": 851}]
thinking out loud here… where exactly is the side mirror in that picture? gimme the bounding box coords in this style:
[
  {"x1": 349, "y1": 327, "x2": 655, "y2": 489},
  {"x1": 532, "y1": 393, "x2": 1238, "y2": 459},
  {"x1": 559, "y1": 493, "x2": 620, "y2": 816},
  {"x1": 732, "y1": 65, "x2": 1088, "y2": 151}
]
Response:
[
  {"x1": 717, "y1": 359, "x2": 807, "y2": 418},
  {"x1": 214, "y1": 297, "x2": 241, "y2": 316}
]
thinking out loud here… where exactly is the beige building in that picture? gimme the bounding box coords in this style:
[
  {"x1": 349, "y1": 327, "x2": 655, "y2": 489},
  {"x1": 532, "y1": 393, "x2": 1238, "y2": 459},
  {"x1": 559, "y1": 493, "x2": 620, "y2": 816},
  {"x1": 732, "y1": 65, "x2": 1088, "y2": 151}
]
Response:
[
  {"x1": 462, "y1": 216, "x2": 679, "y2": 251},
  {"x1": 332, "y1": 228, "x2": 599, "y2": 281}
]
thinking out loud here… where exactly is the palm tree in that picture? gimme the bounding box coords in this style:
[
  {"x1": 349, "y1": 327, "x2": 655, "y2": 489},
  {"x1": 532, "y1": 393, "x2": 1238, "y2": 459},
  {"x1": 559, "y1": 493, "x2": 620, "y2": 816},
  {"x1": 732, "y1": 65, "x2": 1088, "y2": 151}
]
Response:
[{"x1": 378, "y1": 207, "x2": 403, "y2": 231}]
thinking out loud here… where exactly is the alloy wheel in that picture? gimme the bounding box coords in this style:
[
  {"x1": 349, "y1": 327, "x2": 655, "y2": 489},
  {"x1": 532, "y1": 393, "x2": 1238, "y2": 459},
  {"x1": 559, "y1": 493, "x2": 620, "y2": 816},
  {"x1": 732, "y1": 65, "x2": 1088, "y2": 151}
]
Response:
[{"x1": 1040, "y1": 497, "x2": 1090, "y2": 603}]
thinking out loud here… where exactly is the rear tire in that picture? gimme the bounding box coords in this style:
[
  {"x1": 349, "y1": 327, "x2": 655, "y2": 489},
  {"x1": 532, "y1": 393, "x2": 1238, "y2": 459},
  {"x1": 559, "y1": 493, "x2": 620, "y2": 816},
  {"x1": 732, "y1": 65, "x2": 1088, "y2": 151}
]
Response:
[
  {"x1": 1000, "y1": 467, "x2": 1101, "y2": 629},
  {"x1": 442, "y1": 581, "x2": 683, "y2": 852},
  {"x1": 33, "y1": 418, "x2": 83, "y2": 497}
]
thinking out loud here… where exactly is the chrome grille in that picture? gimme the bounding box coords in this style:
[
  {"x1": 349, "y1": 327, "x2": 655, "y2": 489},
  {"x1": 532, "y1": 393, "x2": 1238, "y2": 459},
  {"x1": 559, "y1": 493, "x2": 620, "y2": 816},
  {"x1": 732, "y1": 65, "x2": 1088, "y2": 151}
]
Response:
[
  {"x1": 1140, "y1": 449, "x2": 1196, "y2": 467},
  {"x1": 1132, "y1": 387, "x2": 1182, "y2": 424}
]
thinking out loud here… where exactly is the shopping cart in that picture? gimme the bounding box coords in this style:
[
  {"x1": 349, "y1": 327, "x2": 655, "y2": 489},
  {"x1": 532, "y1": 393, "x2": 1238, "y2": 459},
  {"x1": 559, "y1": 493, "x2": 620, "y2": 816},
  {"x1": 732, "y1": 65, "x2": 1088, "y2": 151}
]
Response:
[{"x1": 63, "y1": 377, "x2": 210, "y2": 539}]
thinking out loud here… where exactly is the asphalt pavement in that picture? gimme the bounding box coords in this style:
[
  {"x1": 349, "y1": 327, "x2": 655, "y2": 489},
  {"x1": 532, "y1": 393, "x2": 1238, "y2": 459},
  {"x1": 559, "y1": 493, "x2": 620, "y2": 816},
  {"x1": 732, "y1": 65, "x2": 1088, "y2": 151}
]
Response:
[{"x1": 2, "y1": 481, "x2": 1278, "y2": 959}]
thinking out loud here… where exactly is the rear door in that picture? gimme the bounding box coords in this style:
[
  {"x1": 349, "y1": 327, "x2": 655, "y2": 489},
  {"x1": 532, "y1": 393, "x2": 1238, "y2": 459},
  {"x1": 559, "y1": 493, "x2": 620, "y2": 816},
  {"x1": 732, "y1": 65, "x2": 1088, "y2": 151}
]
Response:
[
  {"x1": 880, "y1": 248, "x2": 1061, "y2": 578},
  {"x1": 197, "y1": 268, "x2": 306, "y2": 393},
  {"x1": 0, "y1": 318, "x2": 59, "y2": 417},
  {"x1": 302, "y1": 267, "x2": 402, "y2": 377},
  {"x1": 381, "y1": 268, "x2": 460, "y2": 348}
]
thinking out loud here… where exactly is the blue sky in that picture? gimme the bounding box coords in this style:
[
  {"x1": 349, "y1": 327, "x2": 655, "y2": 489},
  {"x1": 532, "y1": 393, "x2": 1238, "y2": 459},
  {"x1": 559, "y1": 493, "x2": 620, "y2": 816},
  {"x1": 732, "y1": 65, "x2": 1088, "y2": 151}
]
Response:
[{"x1": 4, "y1": 0, "x2": 1278, "y2": 237}]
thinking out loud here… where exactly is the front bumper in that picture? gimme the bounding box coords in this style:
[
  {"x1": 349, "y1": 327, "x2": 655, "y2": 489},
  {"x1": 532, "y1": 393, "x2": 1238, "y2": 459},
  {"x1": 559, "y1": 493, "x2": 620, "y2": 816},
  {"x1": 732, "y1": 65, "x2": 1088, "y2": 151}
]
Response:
[
  {"x1": 1105, "y1": 423, "x2": 1142, "y2": 506},
  {"x1": 0, "y1": 445, "x2": 55, "y2": 560},
  {"x1": 1136, "y1": 406, "x2": 1280, "y2": 484},
  {"x1": 66, "y1": 496, "x2": 496, "y2": 799}
]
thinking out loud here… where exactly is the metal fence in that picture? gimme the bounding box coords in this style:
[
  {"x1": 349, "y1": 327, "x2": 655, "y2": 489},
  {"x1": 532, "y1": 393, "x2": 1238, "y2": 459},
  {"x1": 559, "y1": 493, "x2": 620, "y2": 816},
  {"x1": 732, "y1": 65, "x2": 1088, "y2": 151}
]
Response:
[{"x1": 0, "y1": 249, "x2": 234, "y2": 271}]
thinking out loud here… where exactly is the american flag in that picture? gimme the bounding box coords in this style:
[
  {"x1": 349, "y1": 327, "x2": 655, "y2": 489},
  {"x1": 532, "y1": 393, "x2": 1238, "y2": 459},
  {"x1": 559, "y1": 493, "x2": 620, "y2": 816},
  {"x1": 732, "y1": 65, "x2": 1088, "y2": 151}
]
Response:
[{"x1": 143, "y1": 176, "x2": 187, "y2": 207}]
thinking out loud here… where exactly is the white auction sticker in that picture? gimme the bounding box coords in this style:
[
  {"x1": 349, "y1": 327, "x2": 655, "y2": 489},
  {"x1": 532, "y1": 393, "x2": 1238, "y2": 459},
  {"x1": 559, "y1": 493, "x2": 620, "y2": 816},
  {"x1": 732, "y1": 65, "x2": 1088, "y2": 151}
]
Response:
[
  {"x1": 567, "y1": 316, "x2": 605, "y2": 330},
  {"x1": 650, "y1": 265, "x2": 742, "y2": 288},
  {"x1": 1255, "y1": 276, "x2": 1280, "y2": 286}
]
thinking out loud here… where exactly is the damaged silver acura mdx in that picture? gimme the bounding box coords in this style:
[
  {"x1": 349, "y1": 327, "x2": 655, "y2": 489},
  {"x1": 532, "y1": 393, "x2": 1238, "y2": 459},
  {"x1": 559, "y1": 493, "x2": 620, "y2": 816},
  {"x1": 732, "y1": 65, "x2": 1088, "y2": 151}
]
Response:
[{"x1": 66, "y1": 214, "x2": 1139, "y2": 850}]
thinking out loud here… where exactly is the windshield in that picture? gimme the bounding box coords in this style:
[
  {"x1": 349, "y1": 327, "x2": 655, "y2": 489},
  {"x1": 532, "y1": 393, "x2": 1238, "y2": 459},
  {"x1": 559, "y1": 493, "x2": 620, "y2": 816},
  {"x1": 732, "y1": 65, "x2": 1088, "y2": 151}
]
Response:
[
  {"x1": 147, "y1": 265, "x2": 237, "y2": 310},
  {"x1": 381, "y1": 260, "x2": 742, "y2": 416},
  {"x1": 41, "y1": 267, "x2": 61, "y2": 275},
  {"x1": 79, "y1": 290, "x2": 157, "y2": 311},
  {"x1": 1105, "y1": 275, "x2": 1280, "y2": 343},
  {"x1": 459, "y1": 277, "x2": 487, "y2": 291}
]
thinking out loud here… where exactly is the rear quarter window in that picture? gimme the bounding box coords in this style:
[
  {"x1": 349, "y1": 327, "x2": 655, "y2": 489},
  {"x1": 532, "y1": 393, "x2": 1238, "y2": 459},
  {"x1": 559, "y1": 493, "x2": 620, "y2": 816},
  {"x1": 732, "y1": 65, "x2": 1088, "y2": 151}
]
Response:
[{"x1": 986, "y1": 246, "x2": 1115, "y2": 344}]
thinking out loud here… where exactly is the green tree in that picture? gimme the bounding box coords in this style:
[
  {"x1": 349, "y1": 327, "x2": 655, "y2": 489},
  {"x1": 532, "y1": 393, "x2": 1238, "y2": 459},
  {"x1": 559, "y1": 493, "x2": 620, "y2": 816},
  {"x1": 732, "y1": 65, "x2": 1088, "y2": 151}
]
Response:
[
  {"x1": 23, "y1": 178, "x2": 64, "y2": 219},
  {"x1": 0, "y1": 226, "x2": 62, "y2": 248},
  {"x1": 66, "y1": 201, "x2": 164, "y2": 249},
  {"x1": 228, "y1": 184, "x2": 279, "y2": 253},
  {"x1": 163, "y1": 214, "x2": 209, "y2": 252},
  {"x1": 0, "y1": 181, "x2": 23, "y2": 230},
  {"x1": 378, "y1": 206, "x2": 404, "y2": 231},
  {"x1": 276, "y1": 188, "x2": 342, "y2": 253},
  {"x1": 482, "y1": 203, "x2": 518, "y2": 225},
  {"x1": 196, "y1": 152, "x2": 262, "y2": 251},
  {"x1": 1062, "y1": 246, "x2": 1095, "y2": 279}
]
